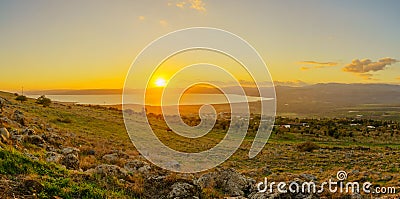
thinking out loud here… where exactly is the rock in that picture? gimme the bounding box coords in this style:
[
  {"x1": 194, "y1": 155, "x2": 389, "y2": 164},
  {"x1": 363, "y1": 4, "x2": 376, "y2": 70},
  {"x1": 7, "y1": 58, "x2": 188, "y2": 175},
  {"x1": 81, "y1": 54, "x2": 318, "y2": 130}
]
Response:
[
  {"x1": 0, "y1": 116, "x2": 15, "y2": 126},
  {"x1": 42, "y1": 133, "x2": 64, "y2": 147},
  {"x1": 11, "y1": 134, "x2": 24, "y2": 143},
  {"x1": 350, "y1": 193, "x2": 364, "y2": 199},
  {"x1": 24, "y1": 153, "x2": 39, "y2": 161},
  {"x1": 380, "y1": 175, "x2": 393, "y2": 181},
  {"x1": 46, "y1": 152, "x2": 63, "y2": 164},
  {"x1": 124, "y1": 160, "x2": 151, "y2": 173},
  {"x1": 351, "y1": 170, "x2": 360, "y2": 175},
  {"x1": 24, "y1": 135, "x2": 45, "y2": 146},
  {"x1": 62, "y1": 147, "x2": 80, "y2": 156},
  {"x1": 61, "y1": 154, "x2": 80, "y2": 170},
  {"x1": 12, "y1": 110, "x2": 25, "y2": 126},
  {"x1": 86, "y1": 149, "x2": 96, "y2": 155},
  {"x1": 22, "y1": 128, "x2": 36, "y2": 135},
  {"x1": 167, "y1": 182, "x2": 198, "y2": 199},
  {"x1": 0, "y1": 127, "x2": 10, "y2": 140},
  {"x1": 89, "y1": 164, "x2": 127, "y2": 178},
  {"x1": 300, "y1": 173, "x2": 317, "y2": 181},
  {"x1": 197, "y1": 168, "x2": 254, "y2": 197},
  {"x1": 102, "y1": 153, "x2": 119, "y2": 163}
]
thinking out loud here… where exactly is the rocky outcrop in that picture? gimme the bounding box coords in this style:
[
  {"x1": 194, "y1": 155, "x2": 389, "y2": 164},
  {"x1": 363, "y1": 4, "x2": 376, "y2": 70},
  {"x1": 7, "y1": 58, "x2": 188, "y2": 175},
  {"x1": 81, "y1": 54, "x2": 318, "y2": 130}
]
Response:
[{"x1": 196, "y1": 168, "x2": 255, "y2": 197}]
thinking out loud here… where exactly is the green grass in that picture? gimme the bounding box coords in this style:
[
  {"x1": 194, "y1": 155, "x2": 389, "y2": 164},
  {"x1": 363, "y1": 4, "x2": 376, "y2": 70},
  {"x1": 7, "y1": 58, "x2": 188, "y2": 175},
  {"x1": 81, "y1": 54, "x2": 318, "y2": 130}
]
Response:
[{"x1": 0, "y1": 148, "x2": 140, "y2": 198}]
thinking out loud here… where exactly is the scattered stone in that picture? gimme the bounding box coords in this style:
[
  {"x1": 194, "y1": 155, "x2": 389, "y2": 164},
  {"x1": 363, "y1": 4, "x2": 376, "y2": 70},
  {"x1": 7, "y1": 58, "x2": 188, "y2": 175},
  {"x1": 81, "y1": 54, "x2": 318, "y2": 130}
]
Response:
[
  {"x1": 0, "y1": 127, "x2": 10, "y2": 140},
  {"x1": 62, "y1": 147, "x2": 80, "y2": 156},
  {"x1": 24, "y1": 135, "x2": 45, "y2": 146},
  {"x1": 350, "y1": 192, "x2": 364, "y2": 199},
  {"x1": 380, "y1": 175, "x2": 393, "y2": 182},
  {"x1": 46, "y1": 152, "x2": 63, "y2": 164},
  {"x1": 22, "y1": 128, "x2": 36, "y2": 135},
  {"x1": 351, "y1": 170, "x2": 360, "y2": 175},
  {"x1": 102, "y1": 153, "x2": 119, "y2": 163},
  {"x1": 61, "y1": 154, "x2": 80, "y2": 170},
  {"x1": 24, "y1": 153, "x2": 39, "y2": 161},
  {"x1": 167, "y1": 182, "x2": 199, "y2": 199},
  {"x1": 12, "y1": 110, "x2": 25, "y2": 126},
  {"x1": 300, "y1": 173, "x2": 317, "y2": 181},
  {"x1": 89, "y1": 164, "x2": 127, "y2": 178},
  {"x1": 124, "y1": 160, "x2": 151, "y2": 173},
  {"x1": 0, "y1": 116, "x2": 14, "y2": 126},
  {"x1": 42, "y1": 133, "x2": 64, "y2": 147},
  {"x1": 86, "y1": 149, "x2": 96, "y2": 155},
  {"x1": 11, "y1": 134, "x2": 24, "y2": 143}
]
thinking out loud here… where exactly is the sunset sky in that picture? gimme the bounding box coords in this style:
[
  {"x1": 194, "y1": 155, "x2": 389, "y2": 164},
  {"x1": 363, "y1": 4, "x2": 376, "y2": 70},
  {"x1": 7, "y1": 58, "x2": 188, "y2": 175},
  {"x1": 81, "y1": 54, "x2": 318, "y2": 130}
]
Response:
[{"x1": 1, "y1": 0, "x2": 400, "y2": 91}]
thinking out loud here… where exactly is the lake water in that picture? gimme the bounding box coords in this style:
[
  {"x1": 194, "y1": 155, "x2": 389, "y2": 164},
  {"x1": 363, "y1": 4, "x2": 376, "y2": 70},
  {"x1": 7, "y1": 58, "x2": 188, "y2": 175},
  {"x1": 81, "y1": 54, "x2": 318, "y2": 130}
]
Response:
[{"x1": 27, "y1": 94, "x2": 272, "y2": 106}]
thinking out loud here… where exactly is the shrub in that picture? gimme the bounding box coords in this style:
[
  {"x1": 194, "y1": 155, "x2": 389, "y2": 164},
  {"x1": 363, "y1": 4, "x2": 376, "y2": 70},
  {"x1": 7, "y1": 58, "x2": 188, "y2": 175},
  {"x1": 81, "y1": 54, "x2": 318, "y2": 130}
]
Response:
[
  {"x1": 36, "y1": 95, "x2": 51, "y2": 107},
  {"x1": 297, "y1": 141, "x2": 320, "y2": 152},
  {"x1": 15, "y1": 95, "x2": 27, "y2": 103}
]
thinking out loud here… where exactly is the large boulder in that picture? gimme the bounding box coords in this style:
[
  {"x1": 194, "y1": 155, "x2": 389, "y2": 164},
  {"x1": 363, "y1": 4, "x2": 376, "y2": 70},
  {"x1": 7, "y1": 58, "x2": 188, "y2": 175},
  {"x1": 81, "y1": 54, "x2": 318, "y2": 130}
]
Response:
[
  {"x1": 61, "y1": 153, "x2": 80, "y2": 170},
  {"x1": 196, "y1": 169, "x2": 255, "y2": 197}
]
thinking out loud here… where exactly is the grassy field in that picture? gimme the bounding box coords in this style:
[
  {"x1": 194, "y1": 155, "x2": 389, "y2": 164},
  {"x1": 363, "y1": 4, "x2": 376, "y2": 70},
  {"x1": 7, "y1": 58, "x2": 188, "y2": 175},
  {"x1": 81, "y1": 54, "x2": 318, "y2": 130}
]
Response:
[{"x1": 1, "y1": 91, "x2": 399, "y2": 198}]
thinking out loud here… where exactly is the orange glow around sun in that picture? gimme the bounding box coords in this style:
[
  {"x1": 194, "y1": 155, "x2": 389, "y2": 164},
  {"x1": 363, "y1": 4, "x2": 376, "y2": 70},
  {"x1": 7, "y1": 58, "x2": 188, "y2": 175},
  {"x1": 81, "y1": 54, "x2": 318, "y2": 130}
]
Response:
[{"x1": 154, "y1": 78, "x2": 167, "y2": 87}]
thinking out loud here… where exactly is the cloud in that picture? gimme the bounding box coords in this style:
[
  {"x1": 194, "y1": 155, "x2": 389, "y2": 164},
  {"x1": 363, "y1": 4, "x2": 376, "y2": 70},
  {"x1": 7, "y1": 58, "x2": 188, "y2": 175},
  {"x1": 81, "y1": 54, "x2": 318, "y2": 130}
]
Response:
[
  {"x1": 298, "y1": 60, "x2": 338, "y2": 70},
  {"x1": 176, "y1": 1, "x2": 186, "y2": 8},
  {"x1": 357, "y1": 73, "x2": 375, "y2": 80},
  {"x1": 138, "y1": 16, "x2": 145, "y2": 20},
  {"x1": 342, "y1": 57, "x2": 398, "y2": 73},
  {"x1": 171, "y1": 0, "x2": 206, "y2": 12},
  {"x1": 188, "y1": 0, "x2": 206, "y2": 12},
  {"x1": 159, "y1": 19, "x2": 168, "y2": 27}
]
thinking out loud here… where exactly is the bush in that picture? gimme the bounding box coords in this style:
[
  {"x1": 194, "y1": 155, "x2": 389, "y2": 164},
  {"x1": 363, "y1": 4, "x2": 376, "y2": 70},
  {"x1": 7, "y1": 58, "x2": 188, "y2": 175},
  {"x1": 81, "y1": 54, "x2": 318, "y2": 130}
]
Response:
[
  {"x1": 15, "y1": 95, "x2": 27, "y2": 103},
  {"x1": 297, "y1": 141, "x2": 320, "y2": 152},
  {"x1": 36, "y1": 95, "x2": 51, "y2": 107}
]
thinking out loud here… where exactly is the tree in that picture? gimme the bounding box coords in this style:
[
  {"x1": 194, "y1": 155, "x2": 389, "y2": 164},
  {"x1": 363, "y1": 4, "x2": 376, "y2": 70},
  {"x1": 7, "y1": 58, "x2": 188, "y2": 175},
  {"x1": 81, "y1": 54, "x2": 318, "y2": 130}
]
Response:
[
  {"x1": 15, "y1": 95, "x2": 27, "y2": 103},
  {"x1": 36, "y1": 95, "x2": 51, "y2": 107}
]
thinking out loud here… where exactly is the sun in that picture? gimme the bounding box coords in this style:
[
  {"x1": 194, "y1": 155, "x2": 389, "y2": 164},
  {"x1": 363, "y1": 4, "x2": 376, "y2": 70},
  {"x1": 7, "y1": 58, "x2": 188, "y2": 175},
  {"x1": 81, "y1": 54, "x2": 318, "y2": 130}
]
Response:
[{"x1": 154, "y1": 78, "x2": 167, "y2": 87}]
